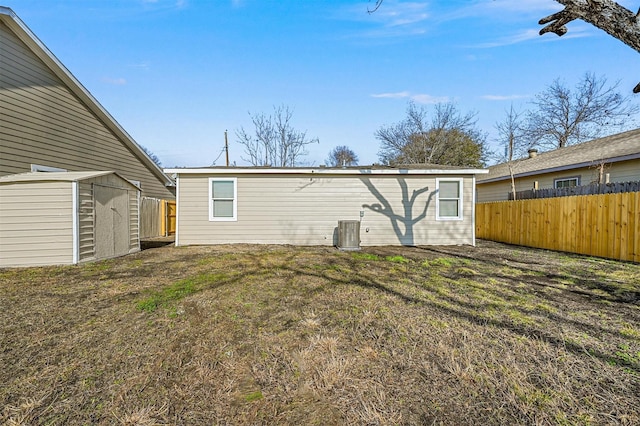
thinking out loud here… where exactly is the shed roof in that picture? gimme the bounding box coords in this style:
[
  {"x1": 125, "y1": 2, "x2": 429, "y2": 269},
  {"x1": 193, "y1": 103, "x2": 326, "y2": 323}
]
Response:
[
  {"x1": 479, "y1": 128, "x2": 640, "y2": 184},
  {"x1": 0, "y1": 171, "x2": 139, "y2": 190},
  {"x1": 0, "y1": 7, "x2": 173, "y2": 189}
]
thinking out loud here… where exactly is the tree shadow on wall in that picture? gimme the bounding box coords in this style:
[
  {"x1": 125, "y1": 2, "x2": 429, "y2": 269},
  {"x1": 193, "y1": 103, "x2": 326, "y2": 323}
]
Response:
[{"x1": 360, "y1": 178, "x2": 435, "y2": 246}]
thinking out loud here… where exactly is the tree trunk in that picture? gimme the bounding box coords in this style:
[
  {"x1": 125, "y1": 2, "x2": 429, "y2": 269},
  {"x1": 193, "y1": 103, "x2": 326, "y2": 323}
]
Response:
[
  {"x1": 541, "y1": 1, "x2": 640, "y2": 53},
  {"x1": 540, "y1": 1, "x2": 640, "y2": 92}
]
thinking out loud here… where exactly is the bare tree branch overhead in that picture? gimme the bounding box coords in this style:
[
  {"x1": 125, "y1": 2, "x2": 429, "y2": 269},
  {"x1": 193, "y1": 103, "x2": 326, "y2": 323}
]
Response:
[
  {"x1": 369, "y1": 0, "x2": 640, "y2": 92},
  {"x1": 540, "y1": 1, "x2": 640, "y2": 92},
  {"x1": 540, "y1": 0, "x2": 640, "y2": 52},
  {"x1": 367, "y1": 0, "x2": 384, "y2": 14}
]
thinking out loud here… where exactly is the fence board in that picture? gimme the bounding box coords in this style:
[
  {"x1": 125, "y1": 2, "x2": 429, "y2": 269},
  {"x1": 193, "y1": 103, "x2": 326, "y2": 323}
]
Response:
[
  {"x1": 140, "y1": 198, "x2": 176, "y2": 238},
  {"x1": 476, "y1": 192, "x2": 640, "y2": 262},
  {"x1": 140, "y1": 197, "x2": 161, "y2": 238},
  {"x1": 632, "y1": 193, "x2": 637, "y2": 262},
  {"x1": 166, "y1": 200, "x2": 176, "y2": 236},
  {"x1": 511, "y1": 180, "x2": 640, "y2": 200}
]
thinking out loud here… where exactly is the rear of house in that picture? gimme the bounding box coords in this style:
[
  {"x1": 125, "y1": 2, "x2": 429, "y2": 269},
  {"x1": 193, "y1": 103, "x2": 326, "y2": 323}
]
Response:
[{"x1": 166, "y1": 166, "x2": 487, "y2": 247}]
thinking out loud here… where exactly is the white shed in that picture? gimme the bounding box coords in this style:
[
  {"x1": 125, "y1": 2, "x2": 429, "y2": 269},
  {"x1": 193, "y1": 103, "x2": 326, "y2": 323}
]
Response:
[{"x1": 0, "y1": 171, "x2": 140, "y2": 267}]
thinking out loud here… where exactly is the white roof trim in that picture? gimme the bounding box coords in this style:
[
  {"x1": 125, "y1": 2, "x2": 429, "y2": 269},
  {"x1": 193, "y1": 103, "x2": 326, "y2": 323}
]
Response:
[
  {"x1": 0, "y1": 171, "x2": 141, "y2": 190},
  {"x1": 0, "y1": 7, "x2": 174, "y2": 188},
  {"x1": 164, "y1": 167, "x2": 489, "y2": 176}
]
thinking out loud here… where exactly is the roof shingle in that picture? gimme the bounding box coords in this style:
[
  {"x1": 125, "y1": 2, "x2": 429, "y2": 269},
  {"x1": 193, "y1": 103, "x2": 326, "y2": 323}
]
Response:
[{"x1": 479, "y1": 128, "x2": 640, "y2": 183}]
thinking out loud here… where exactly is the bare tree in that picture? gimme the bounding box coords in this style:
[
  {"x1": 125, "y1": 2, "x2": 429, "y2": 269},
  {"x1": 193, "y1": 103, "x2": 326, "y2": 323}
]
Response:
[
  {"x1": 235, "y1": 105, "x2": 318, "y2": 167},
  {"x1": 526, "y1": 73, "x2": 638, "y2": 150},
  {"x1": 495, "y1": 105, "x2": 528, "y2": 200},
  {"x1": 326, "y1": 145, "x2": 359, "y2": 167},
  {"x1": 376, "y1": 102, "x2": 486, "y2": 167},
  {"x1": 140, "y1": 145, "x2": 162, "y2": 167}
]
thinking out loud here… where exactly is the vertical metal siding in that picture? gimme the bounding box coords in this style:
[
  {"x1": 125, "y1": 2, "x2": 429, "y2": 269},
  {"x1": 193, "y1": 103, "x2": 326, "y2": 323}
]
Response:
[{"x1": 77, "y1": 182, "x2": 95, "y2": 262}]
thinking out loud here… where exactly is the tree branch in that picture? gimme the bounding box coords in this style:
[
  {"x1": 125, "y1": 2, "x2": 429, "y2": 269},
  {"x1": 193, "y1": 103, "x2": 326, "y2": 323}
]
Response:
[{"x1": 540, "y1": 1, "x2": 640, "y2": 92}]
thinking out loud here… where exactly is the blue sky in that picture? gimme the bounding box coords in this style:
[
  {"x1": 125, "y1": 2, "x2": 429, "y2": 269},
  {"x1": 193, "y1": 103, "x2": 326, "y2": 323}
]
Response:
[{"x1": 8, "y1": 0, "x2": 640, "y2": 167}]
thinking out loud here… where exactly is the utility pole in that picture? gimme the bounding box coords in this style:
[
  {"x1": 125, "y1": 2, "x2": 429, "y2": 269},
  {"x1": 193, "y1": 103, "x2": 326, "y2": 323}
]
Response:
[{"x1": 224, "y1": 130, "x2": 229, "y2": 167}]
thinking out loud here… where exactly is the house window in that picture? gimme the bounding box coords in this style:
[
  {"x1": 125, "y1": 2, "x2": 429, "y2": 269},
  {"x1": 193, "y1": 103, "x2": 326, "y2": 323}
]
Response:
[
  {"x1": 31, "y1": 164, "x2": 67, "y2": 172},
  {"x1": 209, "y1": 178, "x2": 237, "y2": 221},
  {"x1": 436, "y1": 178, "x2": 463, "y2": 221},
  {"x1": 554, "y1": 177, "x2": 580, "y2": 188}
]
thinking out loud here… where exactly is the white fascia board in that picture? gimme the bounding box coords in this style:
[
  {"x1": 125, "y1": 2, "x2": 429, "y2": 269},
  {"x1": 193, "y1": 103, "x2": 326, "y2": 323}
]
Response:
[{"x1": 164, "y1": 168, "x2": 489, "y2": 176}]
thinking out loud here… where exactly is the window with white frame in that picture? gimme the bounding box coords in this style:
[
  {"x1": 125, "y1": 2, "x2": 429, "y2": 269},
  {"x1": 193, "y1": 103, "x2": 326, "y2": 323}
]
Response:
[
  {"x1": 30, "y1": 164, "x2": 67, "y2": 172},
  {"x1": 436, "y1": 178, "x2": 463, "y2": 220},
  {"x1": 554, "y1": 176, "x2": 580, "y2": 188},
  {"x1": 209, "y1": 178, "x2": 237, "y2": 221}
]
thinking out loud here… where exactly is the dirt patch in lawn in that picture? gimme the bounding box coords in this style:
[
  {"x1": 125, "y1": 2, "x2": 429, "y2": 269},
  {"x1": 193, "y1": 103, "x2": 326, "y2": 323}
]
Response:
[{"x1": 1, "y1": 240, "x2": 639, "y2": 425}]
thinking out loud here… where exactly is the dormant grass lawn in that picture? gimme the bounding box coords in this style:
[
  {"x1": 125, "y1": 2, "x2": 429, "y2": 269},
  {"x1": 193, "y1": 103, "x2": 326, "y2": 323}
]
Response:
[{"x1": 1, "y1": 240, "x2": 639, "y2": 425}]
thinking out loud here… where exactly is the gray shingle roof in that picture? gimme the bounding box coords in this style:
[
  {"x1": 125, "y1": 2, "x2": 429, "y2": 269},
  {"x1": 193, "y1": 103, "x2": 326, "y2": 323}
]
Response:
[{"x1": 479, "y1": 128, "x2": 640, "y2": 183}]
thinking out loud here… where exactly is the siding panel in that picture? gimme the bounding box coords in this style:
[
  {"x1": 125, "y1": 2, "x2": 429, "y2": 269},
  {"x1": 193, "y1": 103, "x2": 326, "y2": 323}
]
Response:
[
  {"x1": 0, "y1": 181, "x2": 73, "y2": 266},
  {"x1": 177, "y1": 174, "x2": 475, "y2": 247}
]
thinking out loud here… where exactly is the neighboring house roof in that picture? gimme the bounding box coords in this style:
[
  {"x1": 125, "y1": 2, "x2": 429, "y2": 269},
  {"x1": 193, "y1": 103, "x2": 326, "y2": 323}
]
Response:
[
  {"x1": 0, "y1": 7, "x2": 173, "y2": 190},
  {"x1": 165, "y1": 165, "x2": 489, "y2": 175},
  {"x1": 0, "y1": 171, "x2": 140, "y2": 189},
  {"x1": 479, "y1": 128, "x2": 640, "y2": 184}
]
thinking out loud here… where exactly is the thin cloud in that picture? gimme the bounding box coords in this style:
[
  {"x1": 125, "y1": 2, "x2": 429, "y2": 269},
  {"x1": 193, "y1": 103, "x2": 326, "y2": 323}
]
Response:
[
  {"x1": 441, "y1": 0, "x2": 561, "y2": 22},
  {"x1": 337, "y1": 1, "x2": 431, "y2": 39},
  {"x1": 102, "y1": 77, "x2": 127, "y2": 86},
  {"x1": 470, "y1": 25, "x2": 591, "y2": 48},
  {"x1": 471, "y1": 29, "x2": 541, "y2": 48},
  {"x1": 372, "y1": 1, "x2": 430, "y2": 27},
  {"x1": 140, "y1": 0, "x2": 188, "y2": 9},
  {"x1": 130, "y1": 62, "x2": 151, "y2": 70},
  {"x1": 371, "y1": 91, "x2": 449, "y2": 104},
  {"x1": 481, "y1": 94, "x2": 530, "y2": 101}
]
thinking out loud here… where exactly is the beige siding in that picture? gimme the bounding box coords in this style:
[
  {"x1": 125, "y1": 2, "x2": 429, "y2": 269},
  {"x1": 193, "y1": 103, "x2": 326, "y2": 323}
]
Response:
[
  {"x1": 0, "y1": 181, "x2": 73, "y2": 267},
  {"x1": 477, "y1": 158, "x2": 640, "y2": 202},
  {"x1": 0, "y1": 173, "x2": 140, "y2": 267},
  {"x1": 176, "y1": 173, "x2": 475, "y2": 247},
  {"x1": 607, "y1": 159, "x2": 640, "y2": 182},
  {"x1": 0, "y1": 21, "x2": 173, "y2": 199}
]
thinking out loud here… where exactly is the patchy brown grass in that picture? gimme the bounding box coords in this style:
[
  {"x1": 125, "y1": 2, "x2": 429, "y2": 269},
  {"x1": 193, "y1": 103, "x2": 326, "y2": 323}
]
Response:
[{"x1": 1, "y1": 240, "x2": 639, "y2": 425}]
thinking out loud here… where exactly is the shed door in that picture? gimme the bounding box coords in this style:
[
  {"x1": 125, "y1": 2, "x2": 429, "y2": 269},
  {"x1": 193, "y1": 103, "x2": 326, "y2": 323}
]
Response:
[{"x1": 94, "y1": 185, "x2": 130, "y2": 259}]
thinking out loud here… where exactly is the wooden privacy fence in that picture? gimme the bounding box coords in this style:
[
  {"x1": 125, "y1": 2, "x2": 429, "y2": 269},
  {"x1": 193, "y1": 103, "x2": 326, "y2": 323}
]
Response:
[
  {"x1": 140, "y1": 198, "x2": 176, "y2": 238},
  {"x1": 510, "y1": 180, "x2": 640, "y2": 200},
  {"x1": 476, "y1": 192, "x2": 640, "y2": 262}
]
